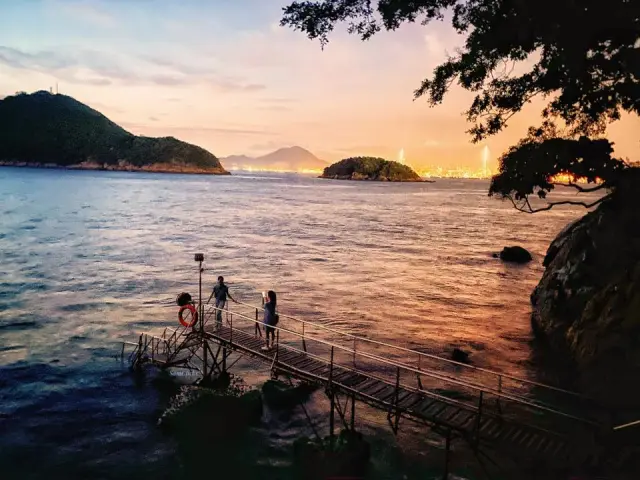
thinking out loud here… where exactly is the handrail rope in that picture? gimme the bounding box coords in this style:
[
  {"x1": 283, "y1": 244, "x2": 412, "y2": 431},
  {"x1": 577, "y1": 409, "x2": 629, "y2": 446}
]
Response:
[
  {"x1": 229, "y1": 300, "x2": 592, "y2": 401},
  {"x1": 209, "y1": 306, "x2": 599, "y2": 426}
]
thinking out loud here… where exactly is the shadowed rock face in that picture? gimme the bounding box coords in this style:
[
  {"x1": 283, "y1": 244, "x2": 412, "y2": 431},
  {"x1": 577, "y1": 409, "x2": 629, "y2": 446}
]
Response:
[
  {"x1": 320, "y1": 157, "x2": 423, "y2": 182},
  {"x1": 531, "y1": 201, "x2": 640, "y2": 407},
  {"x1": 0, "y1": 91, "x2": 228, "y2": 175}
]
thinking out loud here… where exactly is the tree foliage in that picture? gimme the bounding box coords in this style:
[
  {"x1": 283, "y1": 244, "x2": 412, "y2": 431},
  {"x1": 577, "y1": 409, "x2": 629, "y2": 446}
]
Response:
[
  {"x1": 281, "y1": 0, "x2": 640, "y2": 211},
  {"x1": 489, "y1": 123, "x2": 628, "y2": 212}
]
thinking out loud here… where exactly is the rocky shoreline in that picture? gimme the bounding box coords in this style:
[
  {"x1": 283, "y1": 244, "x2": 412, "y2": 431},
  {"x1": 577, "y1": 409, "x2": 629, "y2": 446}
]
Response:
[
  {"x1": 321, "y1": 172, "x2": 425, "y2": 182},
  {"x1": 531, "y1": 199, "x2": 640, "y2": 408},
  {"x1": 0, "y1": 160, "x2": 230, "y2": 175}
]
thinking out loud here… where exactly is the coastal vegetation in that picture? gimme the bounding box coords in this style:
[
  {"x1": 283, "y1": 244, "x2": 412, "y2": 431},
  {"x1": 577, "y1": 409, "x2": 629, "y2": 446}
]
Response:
[
  {"x1": 0, "y1": 91, "x2": 228, "y2": 174},
  {"x1": 320, "y1": 156, "x2": 423, "y2": 181},
  {"x1": 282, "y1": 0, "x2": 640, "y2": 405}
]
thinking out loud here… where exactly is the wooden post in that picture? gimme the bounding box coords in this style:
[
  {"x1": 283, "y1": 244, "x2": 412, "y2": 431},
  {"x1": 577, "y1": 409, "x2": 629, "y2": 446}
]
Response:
[
  {"x1": 121, "y1": 342, "x2": 125, "y2": 362},
  {"x1": 394, "y1": 366, "x2": 401, "y2": 432},
  {"x1": 329, "y1": 346, "x2": 335, "y2": 445},
  {"x1": 350, "y1": 393, "x2": 356, "y2": 430},
  {"x1": 203, "y1": 338, "x2": 209, "y2": 379},
  {"x1": 474, "y1": 391, "x2": 484, "y2": 452},
  {"x1": 329, "y1": 389, "x2": 335, "y2": 445},
  {"x1": 222, "y1": 346, "x2": 227, "y2": 372},
  {"x1": 255, "y1": 308, "x2": 259, "y2": 336},
  {"x1": 199, "y1": 258, "x2": 207, "y2": 379},
  {"x1": 497, "y1": 375, "x2": 503, "y2": 415},
  {"x1": 353, "y1": 337, "x2": 356, "y2": 367},
  {"x1": 302, "y1": 322, "x2": 307, "y2": 352},
  {"x1": 329, "y1": 346, "x2": 334, "y2": 386},
  {"x1": 443, "y1": 429, "x2": 451, "y2": 480},
  {"x1": 230, "y1": 313, "x2": 233, "y2": 345}
]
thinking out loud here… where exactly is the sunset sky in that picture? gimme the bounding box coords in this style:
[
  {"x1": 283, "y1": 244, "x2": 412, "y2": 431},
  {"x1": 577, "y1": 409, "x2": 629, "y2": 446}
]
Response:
[{"x1": 1, "y1": 0, "x2": 638, "y2": 170}]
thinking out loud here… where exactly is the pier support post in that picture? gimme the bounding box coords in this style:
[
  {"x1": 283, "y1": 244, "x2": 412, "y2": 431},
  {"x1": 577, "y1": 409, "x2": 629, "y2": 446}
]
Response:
[
  {"x1": 474, "y1": 391, "x2": 484, "y2": 452},
  {"x1": 350, "y1": 393, "x2": 356, "y2": 430},
  {"x1": 329, "y1": 346, "x2": 335, "y2": 445},
  {"x1": 443, "y1": 429, "x2": 451, "y2": 480},
  {"x1": 329, "y1": 390, "x2": 335, "y2": 444},
  {"x1": 134, "y1": 334, "x2": 143, "y2": 370},
  {"x1": 203, "y1": 338, "x2": 209, "y2": 378},
  {"x1": 222, "y1": 347, "x2": 227, "y2": 372},
  {"x1": 394, "y1": 366, "x2": 401, "y2": 434},
  {"x1": 496, "y1": 376, "x2": 503, "y2": 415}
]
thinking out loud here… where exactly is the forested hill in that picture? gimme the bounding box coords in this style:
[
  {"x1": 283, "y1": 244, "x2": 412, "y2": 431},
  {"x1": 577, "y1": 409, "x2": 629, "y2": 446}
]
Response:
[
  {"x1": 320, "y1": 157, "x2": 423, "y2": 181},
  {"x1": 0, "y1": 91, "x2": 228, "y2": 174}
]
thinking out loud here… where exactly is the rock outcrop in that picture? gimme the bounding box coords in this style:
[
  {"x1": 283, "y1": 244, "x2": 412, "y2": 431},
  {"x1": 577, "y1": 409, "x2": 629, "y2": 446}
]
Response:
[
  {"x1": 320, "y1": 157, "x2": 423, "y2": 182},
  {"x1": 497, "y1": 246, "x2": 533, "y2": 264},
  {"x1": 531, "y1": 200, "x2": 640, "y2": 407}
]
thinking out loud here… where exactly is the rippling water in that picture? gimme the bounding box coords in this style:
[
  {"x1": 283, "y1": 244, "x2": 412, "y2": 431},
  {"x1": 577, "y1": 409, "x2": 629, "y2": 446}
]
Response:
[{"x1": 0, "y1": 167, "x2": 592, "y2": 478}]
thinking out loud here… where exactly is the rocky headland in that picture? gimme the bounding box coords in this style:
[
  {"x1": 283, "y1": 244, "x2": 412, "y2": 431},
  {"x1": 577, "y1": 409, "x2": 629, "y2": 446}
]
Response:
[
  {"x1": 0, "y1": 91, "x2": 228, "y2": 175},
  {"x1": 531, "y1": 190, "x2": 640, "y2": 408}
]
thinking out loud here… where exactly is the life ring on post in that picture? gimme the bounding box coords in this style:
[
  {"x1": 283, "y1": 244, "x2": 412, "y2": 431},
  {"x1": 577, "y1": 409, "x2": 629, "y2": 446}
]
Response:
[{"x1": 178, "y1": 304, "x2": 198, "y2": 328}]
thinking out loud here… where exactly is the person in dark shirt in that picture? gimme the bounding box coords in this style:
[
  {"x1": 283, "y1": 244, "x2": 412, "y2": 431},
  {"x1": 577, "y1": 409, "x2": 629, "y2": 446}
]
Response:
[
  {"x1": 207, "y1": 276, "x2": 235, "y2": 326},
  {"x1": 261, "y1": 290, "x2": 277, "y2": 351}
]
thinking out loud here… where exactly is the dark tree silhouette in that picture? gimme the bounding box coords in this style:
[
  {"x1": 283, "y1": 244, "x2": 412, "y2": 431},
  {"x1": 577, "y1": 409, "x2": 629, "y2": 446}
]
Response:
[{"x1": 281, "y1": 0, "x2": 639, "y2": 212}]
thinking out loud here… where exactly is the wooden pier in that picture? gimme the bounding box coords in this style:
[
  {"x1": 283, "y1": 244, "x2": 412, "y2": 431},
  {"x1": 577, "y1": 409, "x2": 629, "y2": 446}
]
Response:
[{"x1": 123, "y1": 258, "x2": 639, "y2": 477}]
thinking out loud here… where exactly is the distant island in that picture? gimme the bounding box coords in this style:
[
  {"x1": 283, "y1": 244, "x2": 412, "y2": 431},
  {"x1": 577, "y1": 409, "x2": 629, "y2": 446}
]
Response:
[
  {"x1": 222, "y1": 146, "x2": 328, "y2": 172},
  {"x1": 320, "y1": 157, "x2": 426, "y2": 182},
  {"x1": 0, "y1": 91, "x2": 228, "y2": 175}
]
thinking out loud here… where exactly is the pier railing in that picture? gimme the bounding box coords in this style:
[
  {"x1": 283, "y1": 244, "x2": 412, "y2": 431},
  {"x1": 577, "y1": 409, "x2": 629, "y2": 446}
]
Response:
[
  {"x1": 231, "y1": 301, "x2": 597, "y2": 397},
  {"x1": 208, "y1": 301, "x2": 603, "y2": 434}
]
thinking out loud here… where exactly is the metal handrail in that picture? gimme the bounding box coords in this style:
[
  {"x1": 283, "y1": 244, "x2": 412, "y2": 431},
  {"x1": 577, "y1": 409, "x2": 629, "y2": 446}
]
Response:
[
  {"x1": 613, "y1": 419, "x2": 640, "y2": 431},
  {"x1": 231, "y1": 300, "x2": 591, "y2": 401},
  {"x1": 209, "y1": 305, "x2": 599, "y2": 427},
  {"x1": 281, "y1": 343, "x2": 482, "y2": 414}
]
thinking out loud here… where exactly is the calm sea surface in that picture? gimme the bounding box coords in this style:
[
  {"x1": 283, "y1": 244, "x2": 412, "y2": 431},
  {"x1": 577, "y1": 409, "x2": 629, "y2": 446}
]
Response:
[{"x1": 0, "y1": 167, "x2": 591, "y2": 479}]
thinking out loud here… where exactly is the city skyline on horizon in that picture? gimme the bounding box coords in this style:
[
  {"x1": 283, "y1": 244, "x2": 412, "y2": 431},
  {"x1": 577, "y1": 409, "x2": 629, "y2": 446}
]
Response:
[{"x1": 1, "y1": 0, "x2": 638, "y2": 170}]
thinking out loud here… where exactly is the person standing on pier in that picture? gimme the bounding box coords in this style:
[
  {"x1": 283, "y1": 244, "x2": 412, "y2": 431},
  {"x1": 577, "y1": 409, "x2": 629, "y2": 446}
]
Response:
[
  {"x1": 261, "y1": 290, "x2": 278, "y2": 351},
  {"x1": 208, "y1": 276, "x2": 235, "y2": 326}
]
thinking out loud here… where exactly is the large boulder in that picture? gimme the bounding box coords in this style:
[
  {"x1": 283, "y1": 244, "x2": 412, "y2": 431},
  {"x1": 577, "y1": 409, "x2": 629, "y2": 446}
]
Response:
[
  {"x1": 498, "y1": 246, "x2": 533, "y2": 263},
  {"x1": 531, "y1": 200, "x2": 640, "y2": 408}
]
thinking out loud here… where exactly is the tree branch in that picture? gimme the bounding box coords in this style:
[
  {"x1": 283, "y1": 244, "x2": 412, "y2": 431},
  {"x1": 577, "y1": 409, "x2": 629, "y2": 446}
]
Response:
[
  {"x1": 552, "y1": 182, "x2": 608, "y2": 193},
  {"x1": 508, "y1": 193, "x2": 613, "y2": 213}
]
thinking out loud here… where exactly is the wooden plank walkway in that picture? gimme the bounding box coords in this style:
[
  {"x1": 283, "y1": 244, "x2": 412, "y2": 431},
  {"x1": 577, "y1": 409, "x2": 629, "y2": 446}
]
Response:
[
  {"x1": 124, "y1": 289, "x2": 640, "y2": 473},
  {"x1": 186, "y1": 324, "x2": 598, "y2": 466}
]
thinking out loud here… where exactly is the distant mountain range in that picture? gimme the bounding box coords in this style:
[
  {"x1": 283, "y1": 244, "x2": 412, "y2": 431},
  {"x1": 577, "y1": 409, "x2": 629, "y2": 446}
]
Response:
[{"x1": 221, "y1": 146, "x2": 328, "y2": 172}]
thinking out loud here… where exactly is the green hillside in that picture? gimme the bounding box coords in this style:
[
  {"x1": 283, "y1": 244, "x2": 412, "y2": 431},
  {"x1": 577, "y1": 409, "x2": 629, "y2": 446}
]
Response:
[{"x1": 0, "y1": 91, "x2": 227, "y2": 174}]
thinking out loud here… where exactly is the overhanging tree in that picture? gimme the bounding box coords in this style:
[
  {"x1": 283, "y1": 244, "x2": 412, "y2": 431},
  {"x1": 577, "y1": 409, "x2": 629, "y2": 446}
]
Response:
[{"x1": 281, "y1": 0, "x2": 639, "y2": 212}]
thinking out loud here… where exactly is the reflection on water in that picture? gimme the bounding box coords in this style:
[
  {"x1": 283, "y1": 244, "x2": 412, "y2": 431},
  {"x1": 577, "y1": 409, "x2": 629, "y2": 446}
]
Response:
[{"x1": 0, "y1": 168, "x2": 592, "y2": 478}]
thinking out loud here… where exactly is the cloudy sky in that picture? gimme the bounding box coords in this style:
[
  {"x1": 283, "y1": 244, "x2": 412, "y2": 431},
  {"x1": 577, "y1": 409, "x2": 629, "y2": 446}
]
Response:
[{"x1": 1, "y1": 0, "x2": 638, "y2": 169}]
